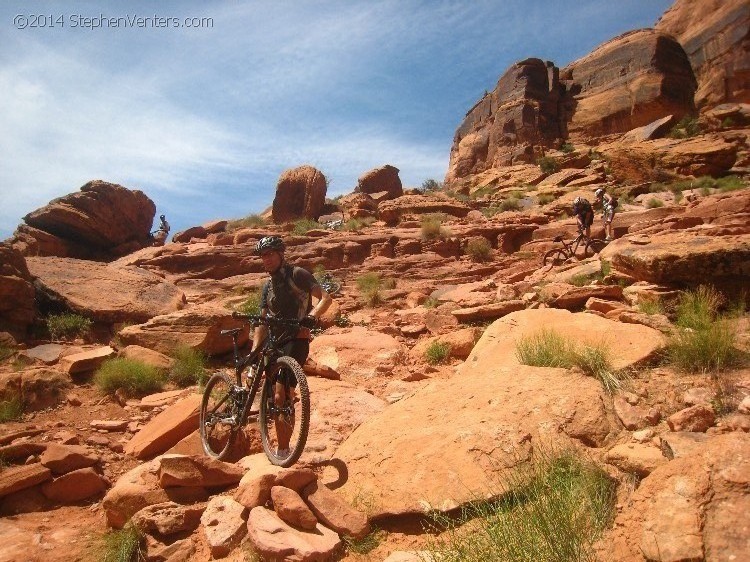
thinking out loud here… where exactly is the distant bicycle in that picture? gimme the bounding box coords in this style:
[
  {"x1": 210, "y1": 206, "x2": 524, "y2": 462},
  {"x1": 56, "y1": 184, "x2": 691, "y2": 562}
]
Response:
[
  {"x1": 199, "y1": 313, "x2": 310, "y2": 467},
  {"x1": 543, "y1": 231, "x2": 607, "y2": 267},
  {"x1": 316, "y1": 272, "x2": 341, "y2": 295}
]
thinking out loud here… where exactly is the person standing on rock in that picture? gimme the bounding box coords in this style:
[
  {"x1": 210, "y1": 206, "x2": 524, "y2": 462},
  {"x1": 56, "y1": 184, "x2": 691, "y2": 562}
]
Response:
[
  {"x1": 152, "y1": 214, "x2": 170, "y2": 246},
  {"x1": 595, "y1": 188, "x2": 617, "y2": 241},
  {"x1": 252, "y1": 235, "x2": 331, "y2": 456},
  {"x1": 572, "y1": 196, "x2": 594, "y2": 239}
]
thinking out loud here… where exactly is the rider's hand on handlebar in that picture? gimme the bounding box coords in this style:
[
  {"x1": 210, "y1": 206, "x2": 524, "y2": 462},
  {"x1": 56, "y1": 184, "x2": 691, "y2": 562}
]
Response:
[{"x1": 300, "y1": 315, "x2": 318, "y2": 329}]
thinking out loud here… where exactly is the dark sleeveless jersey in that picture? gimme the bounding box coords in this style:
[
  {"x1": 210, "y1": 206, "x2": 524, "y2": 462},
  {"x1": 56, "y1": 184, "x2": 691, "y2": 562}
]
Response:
[{"x1": 260, "y1": 263, "x2": 317, "y2": 321}]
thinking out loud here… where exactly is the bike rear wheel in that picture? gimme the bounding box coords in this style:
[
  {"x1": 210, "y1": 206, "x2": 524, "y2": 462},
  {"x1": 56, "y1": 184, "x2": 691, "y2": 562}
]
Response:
[
  {"x1": 584, "y1": 238, "x2": 607, "y2": 258},
  {"x1": 543, "y1": 249, "x2": 568, "y2": 267},
  {"x1": 200, "y1": 373, "x2": 241, "y2": 460},
  {"x1": 259, "y1": 356, "x2": 310, "y2": 467}
]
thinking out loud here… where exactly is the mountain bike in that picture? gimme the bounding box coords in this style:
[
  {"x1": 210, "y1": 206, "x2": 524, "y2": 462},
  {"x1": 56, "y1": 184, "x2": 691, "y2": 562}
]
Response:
[
  {"x1": 199, "y1": 313, "x2": 310, "y2": 467},
  {"x1": 543, "y1": 231, "x2": 607, "y2": 267}
]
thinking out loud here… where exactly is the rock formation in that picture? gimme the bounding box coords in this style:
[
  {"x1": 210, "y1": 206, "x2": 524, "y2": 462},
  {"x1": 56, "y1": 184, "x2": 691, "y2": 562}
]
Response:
[
  {"x1": 355, "y1": 164, "x2": 403, "y2": 200},
  {"x1": 271, "y1": 165, "x2": 327, "y2": 223},
  {"x1": 11, "y1": 180, "x2": 156, "y2": 260}
]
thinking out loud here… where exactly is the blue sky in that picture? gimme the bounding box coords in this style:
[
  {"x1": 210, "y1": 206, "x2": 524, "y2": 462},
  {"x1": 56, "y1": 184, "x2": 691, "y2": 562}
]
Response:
[{"x1": 0, "y1": 0, "x2": 673, "y2": 239}]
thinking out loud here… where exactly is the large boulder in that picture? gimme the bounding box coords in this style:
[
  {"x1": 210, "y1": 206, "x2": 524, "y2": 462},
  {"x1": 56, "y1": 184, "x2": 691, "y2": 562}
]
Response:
[
  {"x1": 117, "y1": 303, "x2": 249, "y2": 356},
  {"x1": 600, "y1": 232, "x2": 750, "y2": 289},
  {"x1": 562, "y1": 29, "x2": 696, "y2": 137},
  {"x1": 12, "y1": 180, "x2": 155, "y2": 259},
  {"x1": 322, "y1": 363, "x2": 614, "y2": 517},
  {"x1": 656, "y1": 0, "x2": 750, "y2": 107},
  {"x1": 602, "y1": 432, "x2": 750, "y2": 562},
  {"x1": 272, "y1": 165, "x2": 327, "y2": 223},
  {"x1": 356, "y1": 165, "x2": 403, "y2": 200},
  {"x1": 0, "y1": 243, "x2": 35, "y2": 336},
  {"x1": 27, "y1": 257, "x2": 185, "y2": 324}
]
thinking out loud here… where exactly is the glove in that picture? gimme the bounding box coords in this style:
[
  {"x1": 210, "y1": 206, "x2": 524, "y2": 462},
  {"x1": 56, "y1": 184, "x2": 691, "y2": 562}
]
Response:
[{"x1": 300, "y1": 315, "x2": 318, "y2": 329}]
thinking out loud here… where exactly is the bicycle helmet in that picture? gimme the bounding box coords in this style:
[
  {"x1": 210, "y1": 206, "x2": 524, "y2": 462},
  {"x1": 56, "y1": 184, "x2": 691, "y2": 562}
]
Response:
[
  {"x1": 573, "y1": 196, "x2": 584, "y2": 206},
  {"x1": 256, "y1": 235, "x2": 285, "y2": 254},
  {"x1": 594, "y1": 188, "x2": 604, "y2": 198},
  {"x1": 159, "y1": 214, "x2": 165, "y2": 220}
]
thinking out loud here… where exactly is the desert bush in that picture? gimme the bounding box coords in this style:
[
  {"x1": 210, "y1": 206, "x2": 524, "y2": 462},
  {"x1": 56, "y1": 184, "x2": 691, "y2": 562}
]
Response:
[
  {"x1": 421, "y1": 214, "x2": 448, "y2": 240},
  {"x1": 425, "y1": 448, "x2": 616, "y2": 562},
  {"x1": 537, "y1": 193, "x2": 556, "y2": 205},
  {"x1": 169, "y1": 345, "x2": 208, "y2": 388},
  {"x1": 334, "y1": 313, "x2": 352, "y2": 328},
  {"x1": 721, "y1": 117, "x2": 735, "y2": 128},
  {"x1": 716, "y1": 175, "x2": 745, "y2": 192},
  {"x1": 229, "y1": 214, "x2": 265, "y2": 229},
  {"x1": 424, "y1": 296, "x2": 440, "y2": 309},
  {"x1": 668, "y1": 115, "x2": 701, "y2": 139},
  {"x1": 481, "y1": 206, "x2": 502, "y2": 218},
  {"x1": 560, "y1": 142, "x2": 575, "y2": 153},
  {"x1": 344, "y1": 217, "x2": 375, "y2": 231},
  {"x1": 638, "y1": 297, "x2": 664, "y2": 316},
  {"x1": 569, "y1": 274, "x2": 592, "y2": 288},
  {"x1": 420, "y1": 178, "x2": 443, "y2": 193},
  {"x1": 668, "y1": 286, "x2": 739, "y2": 372},
  {"x1": 342, "y1": 529, "x2": 386, "y2": 555},
  {"x1": 516, "y1": 329, "x2": 622, "y2": 393},
  {"x1": 237, "y1": 288, "x2": 261, "y2": 315},
  {"x1": 645, "y1": 198, "x2": 664, "y2": 209},
  {"x1": 425, "y1": 341, "x2": 451, "y2": 365},
  {"x1": 94, "y1": 358, "x2": 165, "y2": 396},
  {"x1": 537, "y1": 156, "x2": 559, "y2": 174},
  {"x1": 356, "y1": 273, "x2": 394, "y2": 306},
  {"x1": 0, "y1": 395, "x2": 24, "y2": 423},
  {"x1": 292, "y1": 218, "x2": 321, "y2": 235},
  {"x1": 466, "y1": 238, "x2": 493, "y2": 262},
  {"x1": 101, "y1": 524, "x2": 144, "y2": 562},
  {"x1": 46, "y1": 313, "x2": 93, "y2": 341},
  {"x1": 0, "y1": 344, "x2": 13, "y2": 362},
  {"x1": 500, "y1": 198, "x2": 522, "y2": 212}
]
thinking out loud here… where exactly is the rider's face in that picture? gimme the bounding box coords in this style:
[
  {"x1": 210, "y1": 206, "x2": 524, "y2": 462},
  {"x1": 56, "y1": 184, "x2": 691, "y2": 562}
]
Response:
[{"x1": 260, "y1": 250, "x2": 282, "y2": 273}]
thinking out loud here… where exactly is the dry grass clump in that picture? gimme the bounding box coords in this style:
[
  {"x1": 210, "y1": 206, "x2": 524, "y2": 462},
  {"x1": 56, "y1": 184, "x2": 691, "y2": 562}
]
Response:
[
  {"x1": 356, "y1": 273, "x2": 395, "y2": 306},
  {"x1": 466, "y1": 238, "x2": 493, "y2": 262},
  {"x1": 46, "y1": 313, "x2": 92, "y2": 341},
  {"x1": 425, "y1": 341, "x2": 451, "y2": 365},
  {"x1": 425, "y1": 448, "x2": 616, "y2": 562},
  {"x1": 421, "y1": 214, "x2": 448, "y2": 240},
  {"x1": 94, "y1": 358, "x2": 166, "y2": 397},
  {"x1": 0, "y1": 395, "x2": 24, "y2": 423},
  {"x1": 100, "y1": 524, "x2": 144, "y2": 562},
  {"x1": 515, "y1": 329, "x2": 622, "y2": 393},
  {"x1": 169, "y1": 345, "x2": 208, "y2": 388}
]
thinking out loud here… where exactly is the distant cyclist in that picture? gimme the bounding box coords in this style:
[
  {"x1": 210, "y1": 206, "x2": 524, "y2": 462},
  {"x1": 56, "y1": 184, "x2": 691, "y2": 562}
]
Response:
[
  {"x1": 252, "y1": 235, "x2": 331, "y2": 457},
  {"x1": 152, "y1": 214, "x2": 170, "y2": 246},
  {"x1": 595, "y1": 188, "x2": 617, "y2": 242},
  {"x1": 572, "y1": 196, "x2": 594, "y2": 239}
]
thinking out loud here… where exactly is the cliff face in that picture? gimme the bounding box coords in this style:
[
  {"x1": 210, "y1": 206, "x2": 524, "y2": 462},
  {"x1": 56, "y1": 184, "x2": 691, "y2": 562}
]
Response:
[{"x1": 656, "y1": 0, "x2": 750, "y2": 108}]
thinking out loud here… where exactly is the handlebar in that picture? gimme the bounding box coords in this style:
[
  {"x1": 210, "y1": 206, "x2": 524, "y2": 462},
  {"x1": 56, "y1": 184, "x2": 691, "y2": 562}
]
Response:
[{"x1": 231, "y1": 312, "x2": 301, "y2": 328}]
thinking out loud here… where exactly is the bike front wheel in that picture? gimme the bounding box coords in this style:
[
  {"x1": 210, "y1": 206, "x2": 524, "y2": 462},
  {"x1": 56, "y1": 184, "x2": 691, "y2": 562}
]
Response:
[
  {"x1": 584, "y1": 238, "x2": 608, "y2": 258},
  {"x1": 259, "y1": 356, "x2": 310, "y2": 468},
  {"x1": 200, "y1": 373, "x2": 241, "y2": 460},
  {"x1": 543, "y1": 249, "x2": 568, "y2": 267}
]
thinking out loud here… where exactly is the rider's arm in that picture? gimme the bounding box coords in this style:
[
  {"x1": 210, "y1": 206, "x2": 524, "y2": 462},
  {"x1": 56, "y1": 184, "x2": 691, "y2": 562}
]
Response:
[{"x1": 309, "y1": 284, "x2": 332, "y2": 321}]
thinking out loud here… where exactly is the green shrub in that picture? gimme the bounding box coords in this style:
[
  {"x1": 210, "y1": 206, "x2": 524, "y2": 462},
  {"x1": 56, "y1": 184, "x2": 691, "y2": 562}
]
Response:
[
  {"x1": 421, "y1": 179, "x2": 443, "y2": 193},
  {"x1": 342, "y1": 529, "x2": 386, "y2": 555},
  {"x1": 500, "y1": 198, "x2": 522, "y2": 212},
  {"x1": 334, "y1": 314, "x2": 352, "y2": 328},
  {"x1": 716, "y1": 175, "x2": 745, "y2": 192},
  {"x1": 589, "y1": 150, "x2": 604, "y2": 160},
  {"x1": 471, "y1": 185, "x2": 495, "y2": 200},
  {"x1": 169, "y1": 345, "x2": 207, "y2": 388},
  {"x1": 569, "y1": 274, "x2": 592, "y2": 287},
  {"x1": 424, "y1": 296, "x2": 440, "y2": 309},
  {"x1": 638, "y1": 297, "x2": 664, "y2": 315},
  {"x1": 668, "y1": 286, "x2": 739, "y2": 372},
  {"x1": 537, "y1": 156, "x2": 559, "y2": 174},
  {"x1": 560, "y1": 142, "x2": 575, "y2": 153},
  {"x1": 0, "y1": 344, "x2": 14, "y2": 362},
  {"x1": 292, "y1": 218, "x2": 321, "y2": 235},
  {"x1": 645, "y1": 198, "x2": 664, "y2": 209},
  {"x1": 516, "y1": 329, "x2": 622, "y2": 393},
  {"x1": 668, "y1": 115, "x2": 701, "y2": 139},
  {"x1": 721, "y1": 117, "x2": 735, "y2": 128},
  {"x1": 46, "y1": 313, "x2": 93, "y2": 341},
  {"x1": 466, "y1": 238, "x2": 493, "y2": 262},
  {"x1": 94, "y1": 358, "x2": 165, "y2": 397},
  {"x1": 101, "y1": 524, "x2": 144, "y2": 562},
  {"x1": 356, "y1": 273, "x2": 394, "y2": 306},
  {"x1": 481, "y1": 206, "x2": 502, "y2": 218},
  {"x1": 237, "y1": 289, "x2": 261, "y2": 315},
  {"x1": 425, "y1": 448, "x2": 616, "y2": 562},
  {"x1": 425, "y1": 341, "x2": 451, "y2": 365},
  {"x1": 0, "y1": 395, "x2": 24, "y2": 423},
  {"x1": 421, "y1": 214, "x2": 447, "y2": 240},
  {"x1": 229, "y1": 214, "x2": 265, "y2": 229},
  {"x1": 537, "y1": 193, "x2": 556, "y2": 205},
  {"x1": 344, "y1": 217, "x2": 375, "y2": 231}
]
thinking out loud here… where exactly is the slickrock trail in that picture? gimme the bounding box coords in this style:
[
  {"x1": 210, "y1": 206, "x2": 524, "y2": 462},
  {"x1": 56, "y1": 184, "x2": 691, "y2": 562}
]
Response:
[{"x1": 2, "y1": 0, "x2": 750, "y2": 560}]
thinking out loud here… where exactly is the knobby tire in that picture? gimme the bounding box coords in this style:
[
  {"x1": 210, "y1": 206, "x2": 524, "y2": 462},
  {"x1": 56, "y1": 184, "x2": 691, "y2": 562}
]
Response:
[
  {"x1": 585, "y1": 238, "x2": 607, "y2": 257},
  {"x1": 200, "y1": 373, "x2": 240, "y2": 460},
  {"x1": 543, "y1": 248, "x2": 568, "y2": 267},
  {"x1": 259, "y1": 356, "x2": 310, "y2": 467}
]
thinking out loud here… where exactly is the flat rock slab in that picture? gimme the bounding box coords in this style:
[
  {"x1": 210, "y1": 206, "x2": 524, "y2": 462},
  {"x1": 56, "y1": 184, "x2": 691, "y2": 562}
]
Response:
[
  {"x1": 451, "y1": 300, "x2": 526, "y2": 322},
  {"x1": 19, "y1": 344, "x2": 66, "y2": 365},
  {"x1": 26, "y1": 256, "x2": 185, "y2": 323},
  {"x1": 468, "y1": 308, "x2": 664, "y2": 371},
  {"x1": 322, "y1": 364, "x2": 613, "y2": 517},
  {"x1": 0, "y1": 464, "x2": 52, "y2": 498},
  {"x1": 59, "y1": 346, "x2": 115, "y2": 375},
  {"x1": 124, "y1": 395, "x2": 201, "y2": 460}
]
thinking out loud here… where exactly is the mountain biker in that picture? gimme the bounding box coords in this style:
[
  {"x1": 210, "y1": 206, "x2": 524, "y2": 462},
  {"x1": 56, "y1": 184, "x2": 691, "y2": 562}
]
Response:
[
  {"x1": 152, "y1": 214, "x2": 170, "y2": 246},
  {"x1": 572, "y1": 196, "x2": 594, "y2": 239},
  {"x1": 252, "y1": 235, "x2": 331, "y2": 456},
  {"x1": 595, "y1": 188, "x2": 617, "y2": 241}
]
